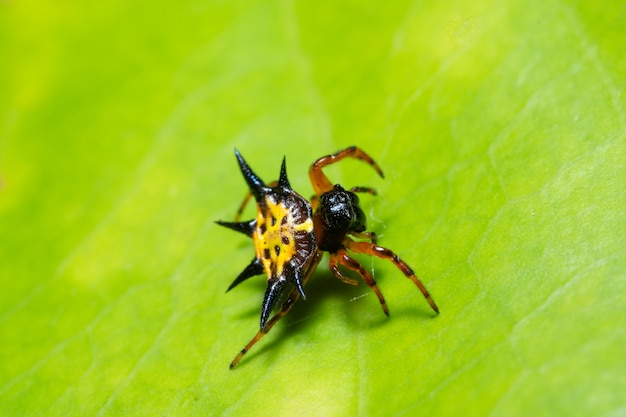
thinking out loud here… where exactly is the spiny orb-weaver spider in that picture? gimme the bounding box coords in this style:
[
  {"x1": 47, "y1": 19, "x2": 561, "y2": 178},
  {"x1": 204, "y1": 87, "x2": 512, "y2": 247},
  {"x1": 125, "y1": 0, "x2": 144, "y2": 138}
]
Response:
[{"x1": 216, "y1": 146, "x2": 439, "y2": 368}]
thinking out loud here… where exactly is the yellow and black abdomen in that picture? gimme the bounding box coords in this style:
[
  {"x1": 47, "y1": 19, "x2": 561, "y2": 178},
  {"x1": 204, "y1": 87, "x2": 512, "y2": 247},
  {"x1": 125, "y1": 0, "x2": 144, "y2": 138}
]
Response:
[{"x1": 216, "y1": 149, "x2": 318, "y2": 330}]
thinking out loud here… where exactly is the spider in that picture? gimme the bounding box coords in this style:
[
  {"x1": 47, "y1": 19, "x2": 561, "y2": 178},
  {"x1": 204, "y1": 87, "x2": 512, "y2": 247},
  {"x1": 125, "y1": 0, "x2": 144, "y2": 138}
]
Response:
[{"x1": 216, "y1": 146, "x2": 439, "y2": 368}]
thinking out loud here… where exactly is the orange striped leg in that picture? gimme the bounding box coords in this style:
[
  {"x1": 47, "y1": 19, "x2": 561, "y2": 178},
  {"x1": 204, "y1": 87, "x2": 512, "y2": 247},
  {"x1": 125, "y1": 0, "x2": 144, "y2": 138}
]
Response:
[
  {"x1": 230, "y1": 252, "x2": 322, "y2": 368},
  {"x1": 328, "y1": 253, "x2": 358, "y2": 285},
  {"x1": 310, "y1": 195, "x2": 319, "y2": 211},
  {"x1": 349, "y1": 231, "x2": 377, "y2": 244},
  {"x1": 345, "y1": 240, "x2": 439, "y2": 314},
  {"x1": 349, "y1": 186, "x2": 377, "y2": 196},
  {"x1": 234, "y1": 192, "x2": 254, "y2": 222},
  {"x1": 334, "y1": 248, "x2": 389, "y2": 316},
  {"x1": 309, "y1": 146, "x2": 385, "y2": 196}
]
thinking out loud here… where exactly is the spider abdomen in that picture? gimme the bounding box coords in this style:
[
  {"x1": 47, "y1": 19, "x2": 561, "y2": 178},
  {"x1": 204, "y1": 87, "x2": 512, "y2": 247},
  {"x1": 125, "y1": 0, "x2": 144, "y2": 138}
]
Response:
[{"x1": 254, "y1": 192, "x2": 316, "y2": 279}]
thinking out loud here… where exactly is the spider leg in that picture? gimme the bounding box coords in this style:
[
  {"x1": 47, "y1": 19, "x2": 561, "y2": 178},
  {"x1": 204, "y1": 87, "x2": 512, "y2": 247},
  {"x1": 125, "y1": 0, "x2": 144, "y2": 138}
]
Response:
[
  {"x1": 310, "y1": 195, "x2": 319, "y2": 211},
  {"x1": 234, "y1": 180, "x2": 279, "y2": 222},
  {"x1": 344, "y1": 240, "x2": 439, "y2": 314},
  {"x1": 234, "y1": 192, "x2": 254, "y2": 222},
  {"x1": 230, "y1": 252, "x2": 323, "y2": 368},
  {"x1": 328, "y1": 252, "x2": 358, "y2": 285},
  {"x1": 349, "y1": 231, "x2": 377, "y2": 244},
  {"x1": 349, "y1": 186, "x2": 377, "y2": 196},
  {"x1": 335, "y1": 248, "x2": 389, "y2": 316},
  {"x1": 309, "y1": 146, "x2": 385, "y2": 196}
]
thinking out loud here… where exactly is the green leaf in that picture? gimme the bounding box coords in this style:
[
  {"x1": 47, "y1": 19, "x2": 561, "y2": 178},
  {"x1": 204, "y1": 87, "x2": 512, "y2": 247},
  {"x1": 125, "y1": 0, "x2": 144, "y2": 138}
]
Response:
[{"x1": 1, "y1": 0, "x2": 625, "y2": 416}]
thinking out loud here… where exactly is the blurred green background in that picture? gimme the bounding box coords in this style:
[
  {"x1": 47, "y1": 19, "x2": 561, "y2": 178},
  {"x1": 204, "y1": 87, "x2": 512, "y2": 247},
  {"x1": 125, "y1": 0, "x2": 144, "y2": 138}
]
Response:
[{"x1": 1, "y1": 0, "x2": 625, "y2": 416}]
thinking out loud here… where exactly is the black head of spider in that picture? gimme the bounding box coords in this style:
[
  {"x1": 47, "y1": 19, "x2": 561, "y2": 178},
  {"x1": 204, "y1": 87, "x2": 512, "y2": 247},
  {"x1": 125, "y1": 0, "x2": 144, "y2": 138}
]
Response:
[{"x1": 319, "y1": 184, "x2": 367, "y2": 234}]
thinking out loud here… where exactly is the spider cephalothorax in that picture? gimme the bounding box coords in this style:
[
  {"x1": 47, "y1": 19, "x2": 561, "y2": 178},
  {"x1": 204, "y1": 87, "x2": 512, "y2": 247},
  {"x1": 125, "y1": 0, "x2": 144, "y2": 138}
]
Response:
[
  {"x1": 315, "y1": 184, "x2": 367, "y2": 252},
  {"x1": 217, "y1": 146, "x2": 439, "y2": 368}
]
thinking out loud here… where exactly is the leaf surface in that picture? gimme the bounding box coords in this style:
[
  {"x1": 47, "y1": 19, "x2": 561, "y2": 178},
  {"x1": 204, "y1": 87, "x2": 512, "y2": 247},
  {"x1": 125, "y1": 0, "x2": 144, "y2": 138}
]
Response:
[{"x1": 1, "y1": 1, "x2": 625, "y2": 416}]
